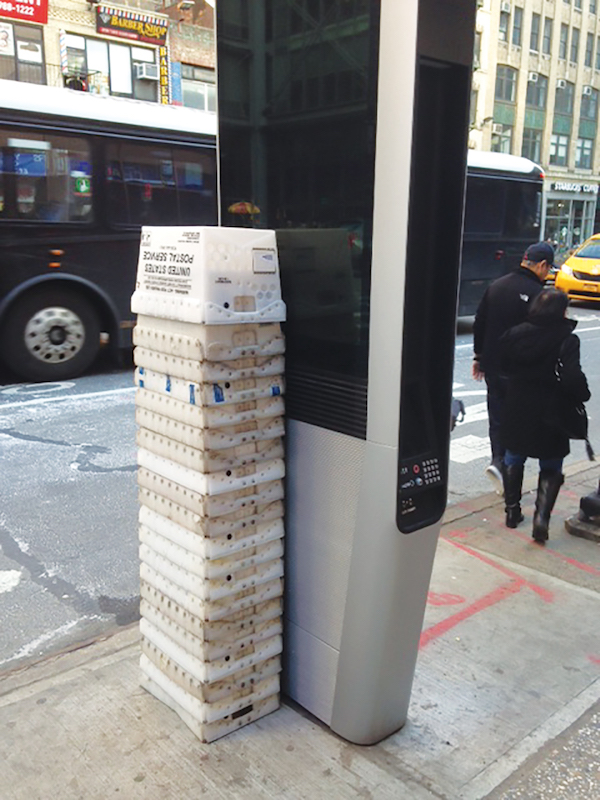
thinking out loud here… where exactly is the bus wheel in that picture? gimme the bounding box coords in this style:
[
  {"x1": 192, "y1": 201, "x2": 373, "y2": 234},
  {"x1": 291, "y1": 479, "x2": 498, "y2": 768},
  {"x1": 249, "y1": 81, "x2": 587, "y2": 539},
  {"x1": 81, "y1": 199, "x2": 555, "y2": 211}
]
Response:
[{"x1": 2, "y1": 289, "x2": 101, "y2": 382}]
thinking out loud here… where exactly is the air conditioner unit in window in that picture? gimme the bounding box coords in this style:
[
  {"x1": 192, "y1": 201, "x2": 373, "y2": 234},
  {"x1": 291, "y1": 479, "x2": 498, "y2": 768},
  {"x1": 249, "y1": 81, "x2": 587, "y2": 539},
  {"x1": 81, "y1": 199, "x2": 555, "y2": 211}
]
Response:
[
  {"x1": 135, "y1": 63, "x2": 159, "y2": 81},
  {"x1": 500, "y1": 1, "x2": 511, "y2": 12},
  {"x1": 583, "y1": 85, "x2": 593, "y2": 96},
  {"x1": 528, "y1": 72, "x2": 539, "y2": 83},
  {"x1": 557, "y1": 79, "x2": 567, "y2": 89},
  {"x1": 492, "y1": 123, "x2": 504, "y2": 134}
]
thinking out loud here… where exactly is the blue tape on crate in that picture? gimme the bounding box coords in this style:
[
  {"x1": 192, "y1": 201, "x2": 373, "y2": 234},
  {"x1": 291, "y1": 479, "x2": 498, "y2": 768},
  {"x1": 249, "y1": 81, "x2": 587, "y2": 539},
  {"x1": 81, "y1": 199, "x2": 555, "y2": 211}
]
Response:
[
  {"x1": 189, "y1": 385, "x2": 196, "y2": 405},
  {"x1": 166, "y1": 375, "x2": 171, "y2": 393},
  {"x1": 213, "y1": 384, "x2": 225, "y2": 403},
  {"x1": 271, "y1": 386, "x2": 281, "y2": 396}
]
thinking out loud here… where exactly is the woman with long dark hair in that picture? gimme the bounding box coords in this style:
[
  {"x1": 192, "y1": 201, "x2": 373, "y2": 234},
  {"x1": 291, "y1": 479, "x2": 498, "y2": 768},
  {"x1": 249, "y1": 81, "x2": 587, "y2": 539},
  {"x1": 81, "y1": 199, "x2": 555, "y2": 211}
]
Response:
[{"x1": 499, "y1": 289, "x2": 591, "y2": 543}]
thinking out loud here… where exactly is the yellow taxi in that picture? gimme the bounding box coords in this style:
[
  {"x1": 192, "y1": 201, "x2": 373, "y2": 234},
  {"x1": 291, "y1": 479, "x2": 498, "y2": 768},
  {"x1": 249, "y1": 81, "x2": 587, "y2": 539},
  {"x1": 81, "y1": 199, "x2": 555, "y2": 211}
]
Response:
[{"x1": 555, "y1": 234, "x2": 600, "y2": 302}]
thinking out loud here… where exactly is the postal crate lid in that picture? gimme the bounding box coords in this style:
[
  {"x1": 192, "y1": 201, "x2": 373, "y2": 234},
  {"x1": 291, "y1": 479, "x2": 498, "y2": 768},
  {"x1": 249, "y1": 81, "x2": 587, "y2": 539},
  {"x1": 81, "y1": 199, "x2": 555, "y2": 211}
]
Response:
[{"x1": 132, "y1": 226, "x2": 286, "y2": 325}]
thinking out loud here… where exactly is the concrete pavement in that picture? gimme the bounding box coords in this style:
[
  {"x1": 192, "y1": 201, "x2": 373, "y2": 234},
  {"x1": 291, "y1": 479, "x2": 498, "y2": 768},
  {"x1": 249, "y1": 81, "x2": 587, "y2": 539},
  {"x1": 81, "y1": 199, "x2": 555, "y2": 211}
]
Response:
[{"x1": 1, "y1": 460, "x2": 599, "y2": 800}]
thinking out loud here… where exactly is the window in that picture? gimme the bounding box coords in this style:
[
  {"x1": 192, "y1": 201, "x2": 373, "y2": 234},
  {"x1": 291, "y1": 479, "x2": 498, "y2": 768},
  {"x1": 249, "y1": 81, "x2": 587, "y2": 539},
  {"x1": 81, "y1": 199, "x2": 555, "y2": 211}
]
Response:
[
  {"x1": 0, "y1": 24, "x2": 45, "y2": 85},
  {"x1": 526, "y1": 74, "x2": 548, "y2": 108},
  {"x1": 470, "y1": 88, "x2": 478, "y2": 127},
  {"x1": 571, "y1": 28, "x2": 580, "y2": 63},
  {"x1": 581, "y1": 87, "x2": 598, "y2": 119},
  {"x1": 576, "y1": 137, "x2": 593, "y2": 168},
  {"x1": 105, "y1": 142, "x2": 217, "y2": 227},
  {"x1": 181, "y1": 65, "x2": 217, "y2": 111},
  {"x1": 495, "y1": 65, "x2": 517, "y2": 102},
  {"x1": 522, "y1": 129, "x2": 542, "y2": 162},
  {"x1": 585, "y1": 33, "x2": 594, "y2": 67},
  {"x1": 555, "y1": 81, "x2": 575, "y2": 114},
  {"x1": 474, "y1": 31, "x2": 482, "y2": 67},
  {"x1": 0, "y1": 130, "x2": 92, "y2": 222},
  {"x1": 559, "y1": 24, "x2": 569, "y2": 59},
  {"x1": 542, "y1": 18, "x2": 553, "y2": 55},
  {"x1": 64, "y1": 34, "x2": 157, "y2": 101},
  {"x1": 491, "y1": 124, "x2": 513, "y2": 154},
  {"x1": 530, "y1": 13, "x2": 540, "y2": 51},
  {"x1": 597, "y1": 37, "x2": 600, "y2": 69},
  {"x1": 574, "y1": 0, "x2": 582, "y2": 8},
  {"x1": 513, "y1": 8, "x2": 523, "y2": 47},
  {"x1": 591, "y1": 0, "x2": 597, "y2": 14},
  {"x1": 499, "y1": 11, "x2": 510, "y2": 42},
  {"x1": 550, "y1": 133, "x2": 570, "y2": 165}
]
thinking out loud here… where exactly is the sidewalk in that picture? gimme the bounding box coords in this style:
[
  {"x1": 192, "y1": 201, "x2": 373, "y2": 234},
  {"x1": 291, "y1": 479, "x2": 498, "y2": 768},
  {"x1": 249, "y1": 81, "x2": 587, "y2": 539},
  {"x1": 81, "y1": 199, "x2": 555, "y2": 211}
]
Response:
[{"x1": 1, "y1": 461, "x2": 599, "y2": 800}]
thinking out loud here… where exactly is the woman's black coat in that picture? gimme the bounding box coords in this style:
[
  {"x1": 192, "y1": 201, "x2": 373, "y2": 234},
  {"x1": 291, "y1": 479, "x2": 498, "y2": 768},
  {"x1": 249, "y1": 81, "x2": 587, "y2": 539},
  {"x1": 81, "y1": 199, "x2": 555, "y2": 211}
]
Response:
[{"x1": 499, "y1": 317, "x2": 590, "y2": 459}]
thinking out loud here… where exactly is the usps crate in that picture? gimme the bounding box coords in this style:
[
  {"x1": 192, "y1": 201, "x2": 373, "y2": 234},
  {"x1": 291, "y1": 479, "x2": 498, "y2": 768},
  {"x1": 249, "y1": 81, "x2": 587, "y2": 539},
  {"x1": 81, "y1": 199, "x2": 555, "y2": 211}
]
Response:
[
  {"x1": 132, "y1": 226, "x2": 285, "y2": 325},
  {"x1": 134, "y1": 348, "x2": 285, "y2": 384},
  {"x1": 134, "y1": 319, "x2": 284, "y2": 362},
  {"x1": 139, "y1": 504, "x2": 284, "y2": 559},
  {"x1": 135, "y1": 407, "x2": 284, "y2": 451},
  {"x1": 137, "y1": 467, "x2": 284, "y2": 527},
  {"x1": 140, "y1": 652, "x2": 280, "y2": 743}
]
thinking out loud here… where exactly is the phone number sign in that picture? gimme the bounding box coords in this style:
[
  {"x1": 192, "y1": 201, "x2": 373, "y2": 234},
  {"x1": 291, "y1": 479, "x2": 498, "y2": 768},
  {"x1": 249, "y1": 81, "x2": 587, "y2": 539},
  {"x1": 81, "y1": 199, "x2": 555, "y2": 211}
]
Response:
[{"x1": 0, "y1": 0, "x2": 48, "y2": 24}]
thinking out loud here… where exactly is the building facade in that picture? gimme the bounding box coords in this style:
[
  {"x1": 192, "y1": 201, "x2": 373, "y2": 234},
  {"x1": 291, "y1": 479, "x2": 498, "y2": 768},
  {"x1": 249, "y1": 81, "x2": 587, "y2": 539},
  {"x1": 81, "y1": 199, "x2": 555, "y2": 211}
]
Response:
[
  {"x1": 470, "y1": 0, "x2": 600, "y2": 252},
  {"x1": 0, "y1": 0, "x2": 215, "y2": 110}
]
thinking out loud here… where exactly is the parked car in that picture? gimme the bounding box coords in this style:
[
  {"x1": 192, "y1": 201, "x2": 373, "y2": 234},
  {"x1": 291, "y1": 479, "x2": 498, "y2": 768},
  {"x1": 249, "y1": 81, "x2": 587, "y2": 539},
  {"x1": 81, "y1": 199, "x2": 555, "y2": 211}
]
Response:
[{"x1": 555, "y1": 235, "x2": 600, "y2": 302}]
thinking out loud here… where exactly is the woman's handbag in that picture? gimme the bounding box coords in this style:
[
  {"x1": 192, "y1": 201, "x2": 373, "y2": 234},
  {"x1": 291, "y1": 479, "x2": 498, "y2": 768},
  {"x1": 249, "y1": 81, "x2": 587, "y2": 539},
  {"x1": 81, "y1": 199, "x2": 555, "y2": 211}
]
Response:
[{"x1": 554, "y1": 347, "x2": 595, "y2": 460}]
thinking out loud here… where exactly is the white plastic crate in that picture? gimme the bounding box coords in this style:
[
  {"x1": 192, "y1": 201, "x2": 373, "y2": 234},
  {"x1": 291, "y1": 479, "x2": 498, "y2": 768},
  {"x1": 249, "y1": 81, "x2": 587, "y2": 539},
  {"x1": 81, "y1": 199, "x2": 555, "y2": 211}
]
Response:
[
  {"x1": 140, "y1": 617, "x2": 283, "y2": 684},
  {"x1": 140, "y1": 567, "x2": 283, "y2": 623},
  {"x1": 134, "y1": 348, "x2": 285, "y2": 383},
  {"x1": 139, "y1": 504, "x2": 284, "y2": 559},
  {"x1": 135, "y1": 407, "x2": 284, "y2": 451},
  {"x1": 140, "y1": 651, "x2": 279, "y2": 720},
  {"x1": 137, "y1": 449, "x2": 285, "y2": 496},
  {"x1": 141, "y1": 601, "x2": 282, "y2": 662},
  {"x1": 132, "y1": 226, "x2": 285, "y2": 325},
  {"x1": 139, "y1": 526, "x2": 283, "y2": 581},
  {"x1": 140, "y1": 544, "x2": 284, "y2": 603},
  {"x1": 141, "y1": 582, "x2": 282, "y2": 643},
  {"x1": 140, "y1": 654, "x2": 280, "y2": 743},
  {"x1": 136, "y1": 428, "x2": 283, "y2": 473},
  {"x1": 138, "y1": 468, "x2": 284, "y2": 518},
  {"x1": 134, "y1": 318, "x2": 284, "y2": 362},
  {"x1": 136, "y1": 372, "x2": 284, "y2": 408},
  {"x1": 141, "y1": 639, "x2": 280, "y2": 703}
]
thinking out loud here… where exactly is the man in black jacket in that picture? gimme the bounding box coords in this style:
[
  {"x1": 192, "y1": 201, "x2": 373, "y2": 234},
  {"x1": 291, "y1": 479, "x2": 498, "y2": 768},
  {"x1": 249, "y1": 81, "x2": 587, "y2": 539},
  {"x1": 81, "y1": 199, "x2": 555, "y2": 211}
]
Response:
[{"x1": 472, "y1": 242, "x2": 555, "y2": 492}]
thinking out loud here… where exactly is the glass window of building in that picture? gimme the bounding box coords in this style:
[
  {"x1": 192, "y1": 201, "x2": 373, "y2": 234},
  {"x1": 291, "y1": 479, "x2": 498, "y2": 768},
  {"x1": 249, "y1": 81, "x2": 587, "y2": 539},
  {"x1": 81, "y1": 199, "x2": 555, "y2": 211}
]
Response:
[
  {"x1": 591, "y1": 0, "x2": 597, "y2": 14},
  {"x1": 499, "y1": 11, "x2": 510, "y2": 42},
  {"x1": 491, "y1": 124, "x2": 512, "y2": 153},
  {"x1": 495, "y1": 65, "x2": 517, "y2": 102},
  {"x1": 542, "y1": 19, "x2": 553, "y2": 55},
  {"x1": 0, "y1": 24, "x2": 45, "y2": 85},
  {"x1": 181, "y1": 65, "x2": 216, "y2": 111},
  {"x1": 571, "y1": 28, "x2": 580, "y2": 63},
  {"x1": 470, "y1": 88, "x2": 478, "y2": 127},
  {"x1": 585, "y1": 33, "x2": 594, "y2": 67},
  {"x1": 550, "y1": 133, "x2": 570, "y2": 165},
  {"x1": 581, "y1": 87, "x2": 598, "y2": 119},
  {"x1": 597, "y1": 37, "x2": 600, "y2": 69},
  {"x1": 526, "y1": 74, "x2": 548, "y2": 108},
  {"x1": 530, "y1": 13, "x2": 540, "y2": 51},
  {"x1": 575, "y1": 137, "x2": 593, "y2": 168},
  {"x1": 513, "y1": 8, "x2": 523, "y2": 47},
  {"x1": 555, "y1": 81, "x2": 575, "y2": 114},
  {"x1": 522, "y1": 129, "x2": 542, "y2": 162},
  {"x1": 574, "y1": 0, "x2": 582, "y2": 8},
  {"x1": 65, "y1": 35, "x2": 157, "y2": 102},
  {"x1": 559, "y1": 24, "x2": 569, "y2": 59},
  {"x1": 474, "y1": 30, "x2": 482, "y2": 67}
]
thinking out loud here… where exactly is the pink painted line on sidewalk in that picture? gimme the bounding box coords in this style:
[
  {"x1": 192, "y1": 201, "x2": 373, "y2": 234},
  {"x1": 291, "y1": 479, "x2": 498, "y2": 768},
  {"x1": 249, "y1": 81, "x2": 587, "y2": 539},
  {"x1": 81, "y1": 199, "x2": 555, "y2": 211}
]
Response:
[
  {"x1": 420, "y1": 579, "x2": 524, "y2": 649},
  {"x1": 503, "y1": 527, "x2": 600, "y2": 577}
]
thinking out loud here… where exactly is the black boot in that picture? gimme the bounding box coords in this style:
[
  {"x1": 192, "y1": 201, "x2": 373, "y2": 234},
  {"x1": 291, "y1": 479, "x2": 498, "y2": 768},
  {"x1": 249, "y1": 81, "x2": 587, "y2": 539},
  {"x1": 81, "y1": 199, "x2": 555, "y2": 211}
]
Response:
[
  {"x1": 504, "y1": 463, "x2": 524, "y2": 528},
  {"x1": 532, "y1": 471, "x2": 564, "y2": 543}
]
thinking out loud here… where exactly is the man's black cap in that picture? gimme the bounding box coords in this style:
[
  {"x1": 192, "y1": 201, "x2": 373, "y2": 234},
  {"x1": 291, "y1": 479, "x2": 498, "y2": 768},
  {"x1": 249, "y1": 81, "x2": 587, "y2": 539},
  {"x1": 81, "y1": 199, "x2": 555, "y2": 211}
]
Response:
[{"x1": 524, "y1": 242, "x2": 556, "y2": 268}]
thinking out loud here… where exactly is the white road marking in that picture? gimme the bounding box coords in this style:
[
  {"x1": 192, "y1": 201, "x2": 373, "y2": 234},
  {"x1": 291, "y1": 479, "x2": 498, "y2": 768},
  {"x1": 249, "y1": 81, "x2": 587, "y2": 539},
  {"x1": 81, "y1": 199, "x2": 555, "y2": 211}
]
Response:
[
  {"x1": 0, "y1": 386, "x2": 135, "y2": 411},
  {"x1": 0, "y1": 618, "x2": 85, "y2": 667},
  {"x1": 457, "y1": 401, "x2": 489, "y2": 424},
  {"x1": 453, "y1": 390, "x2": 487, "y2": 398},
  {"x1": 450, "y1": 435, "x2": 491, "y2": 463},
  {"x1": 0, "y1": 570, "x2": 22, "y2": 594},
  {"x1": 0, "y1": 382, "x2": 76, "y2": 396},
  {"x1": 453, "y1": 382, "x2": 464, "y2": 389}
]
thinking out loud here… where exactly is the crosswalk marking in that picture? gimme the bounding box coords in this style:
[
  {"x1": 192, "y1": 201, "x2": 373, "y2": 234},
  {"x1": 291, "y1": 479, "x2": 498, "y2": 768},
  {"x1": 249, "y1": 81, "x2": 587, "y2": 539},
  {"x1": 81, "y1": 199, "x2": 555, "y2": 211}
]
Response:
[{"x1": 450, "y1": 435, "x2": 491, "y2": 463}]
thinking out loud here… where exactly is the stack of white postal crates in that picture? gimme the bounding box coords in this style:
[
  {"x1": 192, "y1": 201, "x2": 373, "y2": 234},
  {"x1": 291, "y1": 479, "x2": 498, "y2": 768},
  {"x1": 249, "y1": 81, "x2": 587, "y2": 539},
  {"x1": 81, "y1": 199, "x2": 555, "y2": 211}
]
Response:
[{"x1": 131, "y1": 227, "x2": 286, "y2": 742}]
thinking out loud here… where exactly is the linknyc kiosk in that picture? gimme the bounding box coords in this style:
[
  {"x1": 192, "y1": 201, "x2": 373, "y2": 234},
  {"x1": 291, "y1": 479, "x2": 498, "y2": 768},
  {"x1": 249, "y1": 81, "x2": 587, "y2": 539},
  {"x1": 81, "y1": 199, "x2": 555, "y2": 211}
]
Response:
[{"x1": 216, "y1": 0, "x2": 477, "y2": 745}]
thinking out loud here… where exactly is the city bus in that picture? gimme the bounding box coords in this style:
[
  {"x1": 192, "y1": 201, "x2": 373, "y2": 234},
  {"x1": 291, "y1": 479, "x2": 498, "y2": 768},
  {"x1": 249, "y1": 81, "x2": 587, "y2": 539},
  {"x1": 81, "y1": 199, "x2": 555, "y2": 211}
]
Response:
[
  {"x1": 0, "y1": 79, "x2": 217, "y2": 381},
  {"x1": 460, "y1": 150, "x2": 544, "y2": 316}
]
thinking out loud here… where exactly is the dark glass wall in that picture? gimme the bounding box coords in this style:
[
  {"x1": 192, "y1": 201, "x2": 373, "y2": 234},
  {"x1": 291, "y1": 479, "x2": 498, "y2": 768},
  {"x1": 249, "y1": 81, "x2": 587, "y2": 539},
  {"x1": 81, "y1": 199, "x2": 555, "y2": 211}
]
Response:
[{"x1": 217, "y1": 0, "x2": 379, "y2": 438}]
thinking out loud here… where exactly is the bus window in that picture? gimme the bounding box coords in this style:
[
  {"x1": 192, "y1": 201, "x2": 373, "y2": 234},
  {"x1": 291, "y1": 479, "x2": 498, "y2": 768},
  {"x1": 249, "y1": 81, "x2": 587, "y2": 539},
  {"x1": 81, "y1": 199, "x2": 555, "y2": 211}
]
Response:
[
  {"x1": 106, "y1": 142, "x2": 178, "y2": 225},
  {"x1": 176, "y1": 151, "x2": 217, "y2": 224},
  {"x1": 0, "y1": 130, "x2": 93, "y2": 222},
  {"x1": 504, "y1": 182, "x2": 541, "y2": 237},
  {"x1": 463, "y1": 177, "x2": 506, "y2": 236}
]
